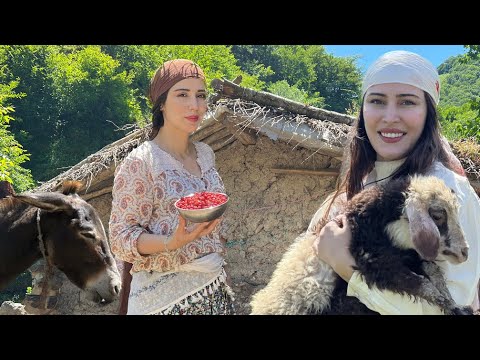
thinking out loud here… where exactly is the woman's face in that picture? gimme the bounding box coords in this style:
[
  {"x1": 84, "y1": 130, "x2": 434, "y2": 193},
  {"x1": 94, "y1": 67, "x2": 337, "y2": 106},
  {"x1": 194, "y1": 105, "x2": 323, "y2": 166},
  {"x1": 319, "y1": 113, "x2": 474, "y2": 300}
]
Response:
[
  {"x1": 363, "y1": 83, "x2": 427, "y2": 161},
  {"x1": 162, "y1": 77, "x2": 207, "y2": 134}
]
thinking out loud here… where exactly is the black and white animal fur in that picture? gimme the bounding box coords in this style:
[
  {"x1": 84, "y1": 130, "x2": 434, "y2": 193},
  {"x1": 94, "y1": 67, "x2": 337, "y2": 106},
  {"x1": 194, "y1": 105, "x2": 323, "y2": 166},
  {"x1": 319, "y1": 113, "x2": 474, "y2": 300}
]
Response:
[{"x1": 250, "y1": 175, "x2": 473, "y2": 315}]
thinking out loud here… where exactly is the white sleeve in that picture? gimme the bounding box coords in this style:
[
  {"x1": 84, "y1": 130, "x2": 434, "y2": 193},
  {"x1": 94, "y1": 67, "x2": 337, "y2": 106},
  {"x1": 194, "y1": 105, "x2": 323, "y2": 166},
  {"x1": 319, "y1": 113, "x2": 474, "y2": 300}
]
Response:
[
  {"x1": 443, "y1": 178, "x2": 480, "y2": 307},
  {"x1": 347, "y1": 272, "x2": 444, "y2": 315}
]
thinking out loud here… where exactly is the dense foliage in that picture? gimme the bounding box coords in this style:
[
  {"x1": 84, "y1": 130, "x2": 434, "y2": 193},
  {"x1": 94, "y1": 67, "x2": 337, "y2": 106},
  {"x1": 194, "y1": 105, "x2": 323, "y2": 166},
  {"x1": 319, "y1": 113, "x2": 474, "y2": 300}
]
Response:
[
  {"x1": 231, "y1": 45, "x2": 362, "y2": 112},
  {"x1": 1, "y1": 44, "x2": 479, "y2": 305},
  {"x1": 438, "y1": 51, "x2": 480, "y2": 142},
  {"x1": 0, "y1": 69, "x2": 34, "y2": 192},
  {"x1": 0, "y1": 45, "x2": 270, "y2": 182},
  {"x1": 0, "y1": 44, "x2": 478, "y2": 187}
]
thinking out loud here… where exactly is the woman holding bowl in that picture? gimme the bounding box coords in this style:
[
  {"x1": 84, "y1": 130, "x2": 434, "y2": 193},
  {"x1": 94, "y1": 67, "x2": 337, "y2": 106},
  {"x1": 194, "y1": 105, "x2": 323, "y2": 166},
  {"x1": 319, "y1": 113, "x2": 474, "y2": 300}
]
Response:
[{"x1": 109, "y1": 59, "x2": 235, "y2": 315}]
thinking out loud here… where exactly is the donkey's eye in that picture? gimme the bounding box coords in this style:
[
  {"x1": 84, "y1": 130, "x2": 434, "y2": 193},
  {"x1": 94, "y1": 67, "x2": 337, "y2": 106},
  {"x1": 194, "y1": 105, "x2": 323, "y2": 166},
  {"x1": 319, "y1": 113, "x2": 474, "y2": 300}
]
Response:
[{"x1": 81, "y1": 231, "x2": 96, "y2": 240}]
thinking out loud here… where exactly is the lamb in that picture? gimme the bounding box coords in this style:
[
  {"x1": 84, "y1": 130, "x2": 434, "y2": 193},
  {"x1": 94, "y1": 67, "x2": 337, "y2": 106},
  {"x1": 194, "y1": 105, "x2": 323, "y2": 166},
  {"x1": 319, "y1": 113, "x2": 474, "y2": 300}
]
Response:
[{"x1": 250, "y1": 175, "x2": 473, "y2": 315}]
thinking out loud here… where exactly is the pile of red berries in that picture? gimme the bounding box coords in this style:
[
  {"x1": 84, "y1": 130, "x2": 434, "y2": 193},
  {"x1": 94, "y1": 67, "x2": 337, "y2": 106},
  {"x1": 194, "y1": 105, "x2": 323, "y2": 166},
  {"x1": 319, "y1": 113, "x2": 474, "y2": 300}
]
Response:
[{"x1": 176, "y1": 192, "x2": 228, "y2": 210}]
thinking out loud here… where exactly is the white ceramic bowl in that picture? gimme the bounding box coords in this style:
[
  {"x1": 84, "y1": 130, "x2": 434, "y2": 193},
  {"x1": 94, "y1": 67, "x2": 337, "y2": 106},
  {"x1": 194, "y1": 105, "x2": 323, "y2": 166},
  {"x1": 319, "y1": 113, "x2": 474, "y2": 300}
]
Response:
[{"x1": 174, "y1": 192, "x2": 229, "y2": 223}]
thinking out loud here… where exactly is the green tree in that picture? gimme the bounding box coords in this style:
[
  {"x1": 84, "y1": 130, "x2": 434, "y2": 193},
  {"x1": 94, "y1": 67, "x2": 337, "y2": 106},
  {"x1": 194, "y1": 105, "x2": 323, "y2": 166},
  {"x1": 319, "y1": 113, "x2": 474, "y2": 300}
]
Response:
[
  {"x1": 438, "y1": 55, "x2": 480, "y2": 107},
  {"x1": 230, "y1": 45, "x2": 277, "y2": 82},
  {"x1": 1, "y1": 45, "x2": 265, "y2": 182},
  {"x1": 438, "y1": 51, "x2": 480, "y2": 143},
  {"x1": 102, "y1": 45, "x2": 265, "y2": 120},
  {"x1": 438, "y1": 103, "x2": 479, "y2": 141},
  {"x1": 463, "y1": 45, "x2": 480, "y2": 60},
  {"x1": 0, "y1": 79, "x2": 34, "y2": 192},
  {"x1": 0, "y1": 45, "x2": 59, "y2": 182},
  {"x1": 268, "y1": 80, "x2": 325, "y2": 108},
  {"x1": 44, "y1": 46, "x2": 140, "y2": 179},
  {"x1": 1, "y1": 45, "x2": 141, "y2": 181},
  {"x1": 306, "y1": 46, "x2": 361, "y2": 112},
  {"x1": 231, "y1": 45, "x2": 361, "y2": 113}
]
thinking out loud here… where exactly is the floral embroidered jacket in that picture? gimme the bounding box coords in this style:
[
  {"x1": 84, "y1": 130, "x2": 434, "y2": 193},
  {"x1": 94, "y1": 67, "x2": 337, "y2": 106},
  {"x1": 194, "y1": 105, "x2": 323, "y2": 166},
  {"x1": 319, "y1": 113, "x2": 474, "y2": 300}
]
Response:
[{"x1": 109, "y1": 140, "x2": 227, "y2": 273}]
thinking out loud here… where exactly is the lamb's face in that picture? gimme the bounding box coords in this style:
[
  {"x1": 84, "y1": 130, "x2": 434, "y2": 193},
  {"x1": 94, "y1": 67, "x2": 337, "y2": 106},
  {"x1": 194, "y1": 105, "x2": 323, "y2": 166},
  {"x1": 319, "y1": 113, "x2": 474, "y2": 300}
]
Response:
[{"x1": 404, "y1": 175, "x2": 468, "y2": 264}]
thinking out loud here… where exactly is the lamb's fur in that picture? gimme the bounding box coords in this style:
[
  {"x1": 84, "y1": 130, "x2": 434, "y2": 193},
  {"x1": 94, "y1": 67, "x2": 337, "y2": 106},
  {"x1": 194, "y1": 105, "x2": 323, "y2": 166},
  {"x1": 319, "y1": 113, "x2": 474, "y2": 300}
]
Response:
[{"x1": 250, "y1": 175, "x2": 473, "y2": 315}]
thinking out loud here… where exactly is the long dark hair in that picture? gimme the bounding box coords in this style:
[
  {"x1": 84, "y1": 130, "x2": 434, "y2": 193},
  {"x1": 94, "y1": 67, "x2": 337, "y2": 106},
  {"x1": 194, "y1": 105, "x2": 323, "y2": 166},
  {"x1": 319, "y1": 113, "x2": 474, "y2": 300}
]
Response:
[
  {"x1": 324, "y1": 92, "x2": 451, "y2": 219},
  {"x1": 148, "y1": 92, "x2": 168, "y2": 140}
]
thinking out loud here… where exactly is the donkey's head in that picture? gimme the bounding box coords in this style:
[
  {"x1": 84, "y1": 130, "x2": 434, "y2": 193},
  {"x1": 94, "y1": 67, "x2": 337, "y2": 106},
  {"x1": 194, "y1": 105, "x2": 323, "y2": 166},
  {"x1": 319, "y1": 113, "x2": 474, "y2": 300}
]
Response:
[
  {"x1": 392, "y1": 175, "x2": 469, "y2": 264},
  {"x1": 14, "y1": 181, "x2": 122, "y2": 303}
]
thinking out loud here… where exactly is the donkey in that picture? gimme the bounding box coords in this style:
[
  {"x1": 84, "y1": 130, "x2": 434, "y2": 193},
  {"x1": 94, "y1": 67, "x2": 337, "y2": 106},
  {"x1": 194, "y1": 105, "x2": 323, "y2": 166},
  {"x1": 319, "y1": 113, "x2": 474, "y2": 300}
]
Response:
[{"x1": 0, "y1": 181, "x2": 121, "y2": 304}]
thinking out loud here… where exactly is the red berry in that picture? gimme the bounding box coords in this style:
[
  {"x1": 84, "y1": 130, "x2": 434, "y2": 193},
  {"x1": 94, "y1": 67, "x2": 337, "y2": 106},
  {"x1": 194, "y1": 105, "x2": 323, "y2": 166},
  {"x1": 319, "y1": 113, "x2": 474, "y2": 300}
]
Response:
[{"x1": 176, "y1": 192, "x2": 228, "y2": 210}]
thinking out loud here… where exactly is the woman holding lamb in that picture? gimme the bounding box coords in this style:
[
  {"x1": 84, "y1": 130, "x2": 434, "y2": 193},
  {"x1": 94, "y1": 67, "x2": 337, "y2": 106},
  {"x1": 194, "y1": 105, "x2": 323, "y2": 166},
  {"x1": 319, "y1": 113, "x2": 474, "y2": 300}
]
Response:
[{"x1": 312, "y1": 50, "x2": 480, "y2": 315}]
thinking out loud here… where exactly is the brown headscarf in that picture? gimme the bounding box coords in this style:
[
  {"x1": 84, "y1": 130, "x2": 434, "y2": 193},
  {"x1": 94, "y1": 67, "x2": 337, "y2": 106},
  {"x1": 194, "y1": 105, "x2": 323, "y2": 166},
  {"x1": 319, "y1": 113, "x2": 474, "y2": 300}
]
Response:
[{"x1": 148, "y1": 59, "x2": 206, "y2": 105}]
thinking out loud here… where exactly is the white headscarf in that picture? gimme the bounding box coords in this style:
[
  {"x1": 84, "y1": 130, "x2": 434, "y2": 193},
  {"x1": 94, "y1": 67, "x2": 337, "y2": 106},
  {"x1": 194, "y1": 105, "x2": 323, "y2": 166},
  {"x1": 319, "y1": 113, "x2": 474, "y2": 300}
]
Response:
[{"x1": 362, "y1": 50, "x2": 441, "y2": 105}]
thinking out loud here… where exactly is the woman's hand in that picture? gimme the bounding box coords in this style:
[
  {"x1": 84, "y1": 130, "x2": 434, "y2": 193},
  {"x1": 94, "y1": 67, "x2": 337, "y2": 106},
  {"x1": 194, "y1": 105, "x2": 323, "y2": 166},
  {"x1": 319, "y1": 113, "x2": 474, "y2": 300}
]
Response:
[
  {"x1": 171, "y1": 215, "x2": 221, "y2": 248},
  {"x1": 312, "y1": 214, "x2": 356, "y2": 282}
]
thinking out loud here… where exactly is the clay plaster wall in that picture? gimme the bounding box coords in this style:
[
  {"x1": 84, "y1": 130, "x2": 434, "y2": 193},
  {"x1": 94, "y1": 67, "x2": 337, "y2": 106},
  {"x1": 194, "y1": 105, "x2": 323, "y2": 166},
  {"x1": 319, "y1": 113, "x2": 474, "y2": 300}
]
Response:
[
  {"x1": 215, "y1": 136, "x2": 339, "y2": 314},
  {"x1": 51, "y1": 135, "x2": 340, "y2": 315}
]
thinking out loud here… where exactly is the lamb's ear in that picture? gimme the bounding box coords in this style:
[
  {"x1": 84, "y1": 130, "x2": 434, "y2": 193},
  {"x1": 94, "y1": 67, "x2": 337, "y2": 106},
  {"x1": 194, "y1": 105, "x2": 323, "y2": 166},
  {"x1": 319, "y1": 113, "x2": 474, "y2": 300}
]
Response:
[{"x1": 405, "y1": 200, "x2": 440, "y2": 261}]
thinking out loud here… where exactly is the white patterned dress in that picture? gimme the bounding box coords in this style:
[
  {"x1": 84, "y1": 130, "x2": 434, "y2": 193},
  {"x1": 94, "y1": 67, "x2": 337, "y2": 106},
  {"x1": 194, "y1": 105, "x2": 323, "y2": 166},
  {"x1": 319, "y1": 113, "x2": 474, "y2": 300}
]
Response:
[{"x1": 109, "y1": 140, "x2": 235, "y2": 315}]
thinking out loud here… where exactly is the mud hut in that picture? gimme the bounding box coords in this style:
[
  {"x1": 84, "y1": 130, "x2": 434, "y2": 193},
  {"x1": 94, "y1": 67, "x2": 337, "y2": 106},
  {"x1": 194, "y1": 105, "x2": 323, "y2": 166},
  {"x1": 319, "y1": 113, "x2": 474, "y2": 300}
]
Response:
[{"x1": 22, "y1": 79, "x2": 480, "y2": 315}]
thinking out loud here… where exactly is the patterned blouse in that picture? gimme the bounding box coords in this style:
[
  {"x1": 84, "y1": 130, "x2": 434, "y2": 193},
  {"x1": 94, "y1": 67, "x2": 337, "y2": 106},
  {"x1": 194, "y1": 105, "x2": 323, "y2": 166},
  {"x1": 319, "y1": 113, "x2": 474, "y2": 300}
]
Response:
[{"x1": 109, "y1": 140, "x2": 227, "y2": 274}]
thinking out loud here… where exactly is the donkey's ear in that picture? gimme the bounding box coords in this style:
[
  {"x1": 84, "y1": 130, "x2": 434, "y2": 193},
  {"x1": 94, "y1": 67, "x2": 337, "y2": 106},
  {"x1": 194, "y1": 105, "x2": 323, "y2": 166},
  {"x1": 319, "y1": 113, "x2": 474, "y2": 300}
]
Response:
[
  {"x1": 14, "y1": 193, "x2": 73, "y2": 213},
  {"x1": 405, "y1": 199, "x2": 440, "y2": 261},
  {"x1": 61, "y1": 180, "x2": 83, "y2": 195}
]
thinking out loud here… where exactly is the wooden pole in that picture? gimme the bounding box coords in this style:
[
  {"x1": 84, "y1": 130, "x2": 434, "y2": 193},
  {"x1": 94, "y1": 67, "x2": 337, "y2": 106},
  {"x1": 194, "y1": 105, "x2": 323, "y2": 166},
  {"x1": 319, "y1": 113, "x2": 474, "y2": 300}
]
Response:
[{"x1": 211, "y1": 78, "x2": 356, "y2": 126}]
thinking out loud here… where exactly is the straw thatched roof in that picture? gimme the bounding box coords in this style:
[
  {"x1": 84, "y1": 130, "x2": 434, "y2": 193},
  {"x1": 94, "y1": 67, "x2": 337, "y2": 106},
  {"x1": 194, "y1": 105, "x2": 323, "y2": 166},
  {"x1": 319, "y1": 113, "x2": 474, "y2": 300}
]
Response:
[{"x1": 36, "y1": 78, "x2": 480, "y2": 197}]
